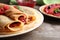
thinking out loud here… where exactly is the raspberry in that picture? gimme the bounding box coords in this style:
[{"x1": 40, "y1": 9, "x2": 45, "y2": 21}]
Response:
[
  {"x1": 3, "y1": 5, "x2": 9, "y2": 10},
  {"x1": 0, "y1": 9, "x2": 4, "y2": 15}
]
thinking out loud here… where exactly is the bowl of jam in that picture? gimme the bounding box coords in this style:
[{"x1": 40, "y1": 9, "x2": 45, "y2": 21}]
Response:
[{"x1": 39, "y1": 4, "x2": 60, "y2": 19}]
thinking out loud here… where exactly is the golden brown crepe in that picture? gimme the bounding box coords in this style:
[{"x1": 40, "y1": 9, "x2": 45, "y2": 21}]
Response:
[
  {"x1": 5, "y1": 6, "x2": 24, "y2": 20},
  {"x1": 0, "y1": 15, "x2": 24, "y2": 32},
  {"x1": 5, "y1": 6, "x2": 29, "y2": 24}
]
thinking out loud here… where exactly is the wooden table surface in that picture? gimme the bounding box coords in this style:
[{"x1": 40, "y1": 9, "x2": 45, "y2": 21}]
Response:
[{"x1": 0, "y1": 6, "x2": 60, "y2": 40}]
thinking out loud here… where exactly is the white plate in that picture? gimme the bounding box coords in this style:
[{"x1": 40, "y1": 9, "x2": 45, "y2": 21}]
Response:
[
  {"x1": 39, "y1": 5, "x2": 60, "y2": 19},
  {"x1": 0, "y1": 6, "x2": 44, "y2": 38}
]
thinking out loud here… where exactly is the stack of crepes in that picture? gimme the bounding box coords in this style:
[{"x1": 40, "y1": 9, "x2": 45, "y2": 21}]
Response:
[{"x1": 0, "y1": 3, "x2": 36, "y2": 32}]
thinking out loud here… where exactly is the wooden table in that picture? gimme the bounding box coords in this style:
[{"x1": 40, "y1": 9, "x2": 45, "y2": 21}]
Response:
[{"x1": 0, "y1": 6, "x2": 60, "y2": 40}]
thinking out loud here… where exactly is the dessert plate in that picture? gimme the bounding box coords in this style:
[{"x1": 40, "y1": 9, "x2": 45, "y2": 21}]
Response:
[{"x1": 0, "y1": 6, "x2": 44, "y2": 38}]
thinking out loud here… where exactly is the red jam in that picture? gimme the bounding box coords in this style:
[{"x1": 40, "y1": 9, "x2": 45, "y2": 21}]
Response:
[
  {"x1": 44, "y1": 4, "x2": 60, "y2": 16},
  {"x1": 9, "y1": 22, "x2": 20, "y2": 28},
  {"x1": 18, "y1": 14, "x2": 27, "y2": 24}
]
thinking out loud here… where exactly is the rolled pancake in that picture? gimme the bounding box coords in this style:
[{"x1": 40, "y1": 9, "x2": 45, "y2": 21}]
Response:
[
  {"x1": 5, "y1": 6, "x2": 23, "y2": 15},
  {"x1": 0, "y1": 15, "x2": 24, "y2": 32},
  {"x1": 5, "y1": 6, "x2": 27, "y2": 20}
]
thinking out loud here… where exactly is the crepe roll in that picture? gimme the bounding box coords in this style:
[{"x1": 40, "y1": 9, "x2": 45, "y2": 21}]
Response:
[
  {"x1": 5, "y1": 6, "x2": 23, "y2": 15},
  {"x1": 5, "y1": 6, "x2": 28, "y2": 24},
  {"x1": 5, "y1": 6, "x2": 25, "y2": 20},
  {"x1": 0, "y1": 15, "x2": 24, "y2": 32}
]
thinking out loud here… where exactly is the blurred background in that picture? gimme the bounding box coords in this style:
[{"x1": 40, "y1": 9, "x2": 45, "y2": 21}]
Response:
[
  {"x1": 0, "y1": 0, "x2": 60, "y2": 7},
  {"x1": 0, "y1": 0, "x2": 45, "y2": 7}
]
